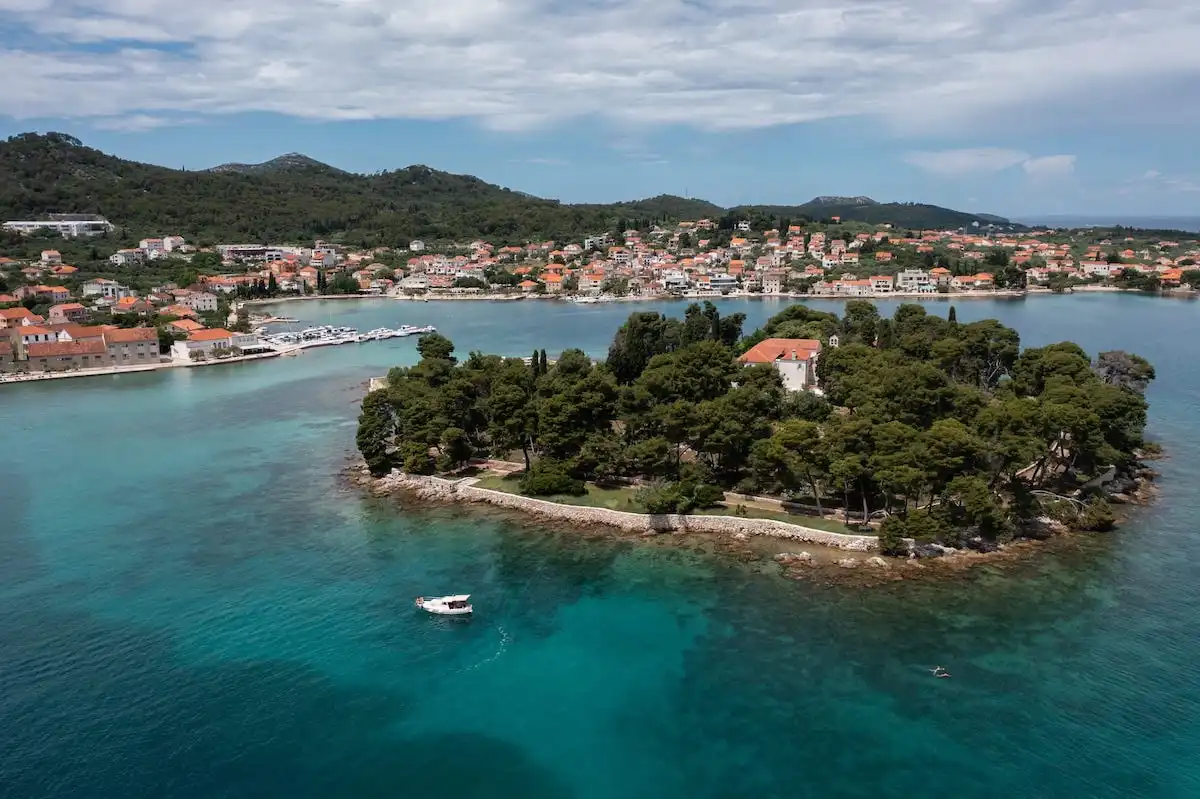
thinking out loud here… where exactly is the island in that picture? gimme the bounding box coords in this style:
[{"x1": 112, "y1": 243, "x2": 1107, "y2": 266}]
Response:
[{"x1": 356, "y1": 300, "x2": 1157, "y2": 562}]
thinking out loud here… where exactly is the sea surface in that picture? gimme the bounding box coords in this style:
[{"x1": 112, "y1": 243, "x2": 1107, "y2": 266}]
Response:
[
  {"x1": 1022, "y1": 215, "x2": 1200, "y2": 233},
  {"x1": 2, "y1": 294, "x2": 1199, "y2": 798}
]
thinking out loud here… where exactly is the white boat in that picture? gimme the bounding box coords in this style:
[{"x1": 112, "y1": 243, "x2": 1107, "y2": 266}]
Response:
[{"x1": 415, "y1": 594, "x2": 473, "y2": 616}]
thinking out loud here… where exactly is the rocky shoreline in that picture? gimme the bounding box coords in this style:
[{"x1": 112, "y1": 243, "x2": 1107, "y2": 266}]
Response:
[
  {"x1": 355, "y1": 467, "x2": 881, "y2": 551},
  {"x1": 343, "y1": 455, "x2": 1160, "y2": 586}
]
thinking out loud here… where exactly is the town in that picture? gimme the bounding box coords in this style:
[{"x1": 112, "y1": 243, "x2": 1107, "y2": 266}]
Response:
[{"x1": 2, "y1": 212, "x2": 1198, "y2": 378}]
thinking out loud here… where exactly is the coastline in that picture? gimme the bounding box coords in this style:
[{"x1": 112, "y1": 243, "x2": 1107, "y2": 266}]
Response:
[
  {"x1": 360, "y1": 468, "x2": 881, "y2": 552},
  {"x1": 247, "y1": 286, "x2": 1195, "y2": 308},
  {"x1": 0, "y1": 350, "x2": 281, "y2": 386},
  {"x1": 347, "y1": 454, "x2": 1159, "y2": 581}
]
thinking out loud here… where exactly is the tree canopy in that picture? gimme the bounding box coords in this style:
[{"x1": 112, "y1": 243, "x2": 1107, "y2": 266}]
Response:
[{"x1": 359, "y1": 301, "x2": 1153, "y2": 552}]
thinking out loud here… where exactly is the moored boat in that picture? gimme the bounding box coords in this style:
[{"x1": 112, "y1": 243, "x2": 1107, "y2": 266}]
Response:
[{"x1": 415, "y1": 594, "x2": 473, "y2": 616}]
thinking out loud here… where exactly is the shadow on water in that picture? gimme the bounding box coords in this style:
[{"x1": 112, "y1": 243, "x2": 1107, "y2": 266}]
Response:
[{"x1": 0, "y1": 604, "x2": 570, "y2": 799}]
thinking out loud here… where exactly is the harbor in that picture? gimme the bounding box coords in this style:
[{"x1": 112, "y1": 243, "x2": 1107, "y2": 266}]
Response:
[{"x1": 258, "y1": 324, "x2": 436, "y2": 351}]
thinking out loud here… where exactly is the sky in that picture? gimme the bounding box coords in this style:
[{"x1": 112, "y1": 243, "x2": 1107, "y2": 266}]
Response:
[{"x1": 2, "y1": 0, "x2": 1200, "y2": 219}]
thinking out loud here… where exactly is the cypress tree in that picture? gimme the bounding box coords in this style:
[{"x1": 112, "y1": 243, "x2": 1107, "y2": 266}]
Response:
[
  {"x1": 948, "y1": 306, "x2": 958, "y2": 324},
  {"x1": 539, "y1": 349, "x2": 548, "y2": 374}
]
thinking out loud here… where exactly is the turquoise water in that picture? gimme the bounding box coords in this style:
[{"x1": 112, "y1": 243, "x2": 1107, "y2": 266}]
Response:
[{"x1": 2, "y1": 294, "x2": 1199, "y2": 797}]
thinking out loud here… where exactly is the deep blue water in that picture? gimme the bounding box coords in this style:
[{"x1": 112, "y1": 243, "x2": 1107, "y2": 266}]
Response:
[{"x1": 2, "y1": 294, "x2": 1199, "y2": 798}]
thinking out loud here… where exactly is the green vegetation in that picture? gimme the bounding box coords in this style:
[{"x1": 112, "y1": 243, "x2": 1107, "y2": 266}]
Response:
[
  {"x1": 357, "y1": 300, "x2": 1154, "y2": 552},
  {"x1": 1, "y1": 133, "x2": 1013, "y2": 248}
]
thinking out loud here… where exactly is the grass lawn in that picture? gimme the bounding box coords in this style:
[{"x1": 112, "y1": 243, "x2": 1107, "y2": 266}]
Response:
[
  {"x1": 472, "y1": 473, "x2": 642, "y2": 511},
  {"x1": 696, "y1": 504, "x2": 862, "y2": 534},
  {"x1": 471, "y1": 472, "x2": 869, "y2": 534}
]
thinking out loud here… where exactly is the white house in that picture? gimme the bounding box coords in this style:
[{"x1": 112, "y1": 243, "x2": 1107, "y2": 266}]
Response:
[
  {"x1": 895, "y1": 269, "x2": 933, "y2": 292},
  {"x1": 139, "y1": 238, "x2": 165, "y2": 254},
  {"x1": 708, "y1": 273, "x2": 739, "y2": 292},
  {"x1": 109, "y1": 249, "x2": 145, "y2": 266},
  {"x1": 409, "y1": 240, "x2": 426, "y2": 252},
  {"x1": 171, "y1": 329, "x2": 262, "y2": 360},
  {"x1": 162, "y1": 235, "x2": 186, "y2": 252},
  {"x1": 738, "y1": 337, "x2": 823, "y2": 392},
  {"x1": 3, "y1": 215, "x2": 113, "y2": 238},
  {"x1": 180, "y1": 291, "x2": 219, "y2": 313},
  {"x1": 82, "y1": 278, "x2": 132, "y2": 299}
]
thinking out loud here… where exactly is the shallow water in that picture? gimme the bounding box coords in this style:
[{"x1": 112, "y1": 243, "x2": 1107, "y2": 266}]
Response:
[{"x1": 2, "y1": 294, "x2": 1198, "y2": 797}]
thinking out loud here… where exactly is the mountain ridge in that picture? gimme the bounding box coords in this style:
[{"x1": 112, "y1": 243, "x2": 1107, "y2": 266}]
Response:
[{"x1": 0, "y1": 132, "x2": 1017, "y2": 244}]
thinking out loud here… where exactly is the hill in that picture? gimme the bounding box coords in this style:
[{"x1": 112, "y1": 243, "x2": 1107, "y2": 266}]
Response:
[
  {"x1": 206, "y1": 153, "x2": 347, "y2": 176},
  {"x1": 0, "y1": 132, "x2": 1015, "y2": 245},
  {"x1": 732, "y1": 197, "x2": 1020, "y2": 231}
]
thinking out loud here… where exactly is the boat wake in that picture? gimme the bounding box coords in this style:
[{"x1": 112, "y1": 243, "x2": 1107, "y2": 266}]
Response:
[{"x1": 458, "y1": 625, "x2": 511, "y2": 673}]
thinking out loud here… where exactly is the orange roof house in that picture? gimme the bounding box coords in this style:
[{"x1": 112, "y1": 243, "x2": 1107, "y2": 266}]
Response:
[
  {"x1": 739, "y1": 338, "x2": 824, "y2": 391},
  {"x1": 187, "y1": 328, "x2": 234, "y2": 342},
  {"x1": 161, "y1": 304, "x2": 199, "y2": 318},
  {"x1": 169, "y1": 319, "x2": 206, "y2": 333}
]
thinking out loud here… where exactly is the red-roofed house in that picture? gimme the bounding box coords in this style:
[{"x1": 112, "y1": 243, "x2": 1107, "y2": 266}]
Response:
[
  {"x1": 104, "y1": 327, "x2": 160, "y2": 365},
  {"x1": 738, "y1": 338, "x2": 823, "y2": 392},
  {"x1": 168, "y1": 319, "x2": 206, "y2": 335},
  {"x1": 24, "y1": 338, "x2": 108, "y2": 371},
  {"x1": 48, "y1": 303, "x2": 90, "y2": 324},
  {"x1": 0, "y1": 307, "x2": 44, "y2": 329}
]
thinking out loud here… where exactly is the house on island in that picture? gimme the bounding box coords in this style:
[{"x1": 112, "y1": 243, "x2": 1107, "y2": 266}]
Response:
[{"x1": 738, "y1": 338, "x2": 823, "y2": 392}]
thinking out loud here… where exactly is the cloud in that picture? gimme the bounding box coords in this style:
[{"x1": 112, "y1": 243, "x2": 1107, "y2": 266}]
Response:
[
  {"x1": 1022, "y1": 154, "x2": 1076, "y2": 177},
  {"x1": 904, "y1": 148, "x2": 1029, "y2": 176},
  {"x1": 0, "y1": 1, "x2": 1198, "y2": 133},
  {"x1": 520, "y1": 157, "x2": 568, "y2": 166},
  {"x1": 1143, "y1": 169, "x2": 1161, "y2": 179},
  {"x1": 905, "y1": 148, "x2": 1077, "y2": 179},
  {"x1": 89, "y1": 114, "x2": 188, "y2": 132}
]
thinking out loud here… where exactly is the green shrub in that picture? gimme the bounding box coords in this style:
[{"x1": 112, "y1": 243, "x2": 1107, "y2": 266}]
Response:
[
  {"x1": 878, "y1": 516, "x2": 909, "y2": 556},
  {"x1": 1077, "y1": 498, "x2": 1117, "y2": 532},
  {"x1": 520, "y1": 460, "x2": 586, "y2": 497}
]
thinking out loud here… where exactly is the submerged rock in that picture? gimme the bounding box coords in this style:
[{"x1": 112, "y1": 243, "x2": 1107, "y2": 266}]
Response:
[
  {"x1": 913, "y1": 544, "x2": 947, "y2": 559},
  {"x1": 774, "y1": 551, "x2": 814, "y2": 566},
  {"x1": 836, "y1": 558, "x2": 860, "y2": 569},
  {"x1": 865, "y1": 556, "x2": 889, "y2": 568}
]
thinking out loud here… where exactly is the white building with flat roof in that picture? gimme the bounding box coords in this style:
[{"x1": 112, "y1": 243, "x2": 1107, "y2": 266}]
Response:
[{"x1": 4, "y1": 215, "x2": 114, "y2": 238}]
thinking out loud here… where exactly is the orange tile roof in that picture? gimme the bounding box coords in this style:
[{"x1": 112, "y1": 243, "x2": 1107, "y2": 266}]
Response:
[
  {"x1": 105, "y1": 327, "x2": 158, "y2": 344},
  {"x1": 26, "y1": 339, "x2": 107, "y2": 357},
  {"x1": 187, "y1": 328, "x2": 234, "y2": 342},
  {"x1": 739, "y1": 338, "x2": 822, "y2": 364}
]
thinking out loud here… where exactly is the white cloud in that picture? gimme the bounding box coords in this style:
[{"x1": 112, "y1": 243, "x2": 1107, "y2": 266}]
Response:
[
  {"x1": 1143, "y1": 169, "x2": 1161, "y2": 179},
  {"x1": 0, "y1": 1, "x2": 1198, "y2": 133},
  {"x1": 904, "y1": 148, "x2": 1029, "y2": 176},
  {"x1": 905, "y1": 148, "x2": 1077, "y2": 179},
  {"x1": 1022, "y1": 154, "x2": 1076, "y2": 177},
  {"x1": 89, "y1": 114, "x2": 186, "y2": 131}
]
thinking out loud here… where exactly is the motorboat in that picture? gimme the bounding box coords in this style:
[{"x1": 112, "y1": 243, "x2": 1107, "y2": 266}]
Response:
[{"x1": 415, "y1": 594, "x2": 473, "y2": 616}]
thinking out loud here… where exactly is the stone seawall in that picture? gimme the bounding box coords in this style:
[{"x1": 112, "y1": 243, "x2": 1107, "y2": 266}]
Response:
[{"x1": 376, "y1": 471, "x2": 879, "y2": 552}]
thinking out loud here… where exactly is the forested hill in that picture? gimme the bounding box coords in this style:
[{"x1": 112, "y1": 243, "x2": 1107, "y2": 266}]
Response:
[{"x1": 0, "y1": 132, "x2": 1015, "y2": 245}]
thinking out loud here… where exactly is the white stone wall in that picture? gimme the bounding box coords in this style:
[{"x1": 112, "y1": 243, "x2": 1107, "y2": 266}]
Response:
[{"x1": 378, "y1": 472, "x2": 879, "y2": 552}]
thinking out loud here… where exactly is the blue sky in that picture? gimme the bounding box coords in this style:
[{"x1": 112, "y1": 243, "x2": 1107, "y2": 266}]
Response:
[{"x1": 2, "y1": 0, "x2": 1200, "y2": 218}]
